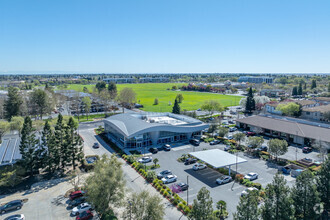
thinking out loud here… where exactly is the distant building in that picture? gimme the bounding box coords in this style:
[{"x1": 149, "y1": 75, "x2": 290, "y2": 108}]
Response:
[
  {"x1": 301, "y1": 104, "x2": 330, "y2": 122},
  {"x1": 103, "y1": 78, "x2": 136, "y2": 84},
  {"x1": 104, "y1": 112, "x2": 208, "y2": 149},
  {"x1": 0, "y1": 135, "x2": 21, "y2": 166},
  {"x1": 260, "y1": 89, "x2": 286, "y2": 98},
  {"x1": 265, "y1": 100, "x2": 318, "y2": 115},
  {"x1": 238, "y1": 76, "x2": 273, "y2": 84},
  {"x1": 139, "y1": 77, "x2": 169, "y2": 83},
  {"x1": 312, "y1": 97, "x2": 330, "y2": 105}
]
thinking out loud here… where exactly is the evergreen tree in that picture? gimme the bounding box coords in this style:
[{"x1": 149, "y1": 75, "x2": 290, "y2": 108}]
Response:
[
  {"x1": 292, "y1": 170, "x2": 320, "y2": 220},
  {"x1": 298, "y1": 83, "x2": 303, "y2": 95},
  {"x1": 234, "y1": 190, "x2": 259, "y2": 220},
  {"x1": 292, "y1": 87, "x2": 298, "y2": 96},
  {"x1": 328, "y1": 82, "x2": 330, "y2": 92},
  {"x1": 189, "y1": 187, "x2": 214, "y2": 220},
  {"x1": 4, "y1": 87, "x2": 23, "y2": 121},
  {"x1": 172, "y1": 99, "x2": 181, "y2": 114},
  {"x1": 316, "y1": 157, "x2": 330, "y2": 212},
  {"x1": 41, "y1": 121, "x2": 57, "y2": 173},
  {"x1": 30, "y1": 89, "x2": 49, "y2": 120},
  {"x1": 55, "y1": 114, "x2": 67, "y2": 169},
  {"x1": 261, "y1": 174, "x2": 294, "y2": 220},
  {"x1": 19, "y1": 116, "x2": 38, "y2": 176},
  {"x1": 311, "y1": 79, "x2": 317, "y2": 89},
  {"x1": 245, "y1": 87, "x2": 255, "y2": 113},
  {"x1": 108, "y1": 81, "x2": 117, "y2": 99},
  {"x1": 304, "y1": 83, "x2": 307, "y2": 90},
  {"x1": 65, "y1": 117, "x2": 84, "y2": 170}
]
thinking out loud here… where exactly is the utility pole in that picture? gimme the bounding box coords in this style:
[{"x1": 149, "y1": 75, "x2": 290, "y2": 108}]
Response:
[{"x1": 128, "y1": 200, "x2": 132, "y2": 220}]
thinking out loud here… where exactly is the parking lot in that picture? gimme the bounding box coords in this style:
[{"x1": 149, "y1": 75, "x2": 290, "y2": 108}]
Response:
[{"x1": 140, "y1": 140, "x2": 319, "y2": 218}]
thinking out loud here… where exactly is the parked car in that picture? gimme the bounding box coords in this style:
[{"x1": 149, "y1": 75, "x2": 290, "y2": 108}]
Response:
[
  {"x1": 138, "y1": 156, "x2": 152, "y2": 163},
  {"x1": 92, "y1": 143, "x2": 99, "y2": 149},
  {"x1": 68, "y1": 197, "x2": 86, "y2": 209},
  {"x1": 256, "y1": 146, "x2": 268, "y2": 152},
  {"x1": 224, "y1": 145, "x2": 231, "y2": 151},
  {"x1": 244, "y1": 172, "x2": 258, "y2": 181},
  {"x1": 4, "y1": 214, "x2": 25, "y2": 220},
  {"x1": 0, "y1": 200, "x2": 23, "y2": 214},
  {"x1": 193, "y1": 163, "x2": 207, "y2": 171},
  {"x1": 210, "y1": 140, "x2": 221, "y2": 145},
  {"x1": 162, "y1": 144, "x2": 171, "y2": 151},
  {"x1": 302, "y1": 147, "x2": 312, "y2": 153},
  {"x1": 189, "y1": 139, "x2": 200, "y2": 146},
  {"x1": 157, "y1": 170, "x2": 172, "y2": 179},
  {"x1": 228, "y1": 120, "x2": 235, "y2": 124},
  {"x1": 227, "y1": 135, "x2": 233, "y2": 140},
  {"x1": 229, "y1": 127, "x2": 237, "y2": 132},
  {"x1": 241, "y1": 187, "x2": 258, "y2": 197},
  {"x1": 184, "y1": 158, "x2": 197, "y2": 165},
  {"x1": 161, "y1": 175, "x2": 177, "y2": 184},
  {"x1": 222, "y1": 121, "x2": 229, "y2": 125},
  {"x1": 176, "y1": 182, "x2": 189, "y2": 191},
  {"x1": 247, "y1": 132, "x2": 256, "y2": 137},
  {"x1": 69, "y1": 191, "x2": 86, "y2": 200},
  {"x1": 149, "y1": 148, "x2": 158, "y2": 154},
  {"x1": 76, "y1": 210, "x2": 93, "y2": 220},
  {"x1": 216, "y1": 176, "x2": 232, "y2": 185},
  {"x1": 71, "y1": 203, "x2": 93, "y2": 216}
]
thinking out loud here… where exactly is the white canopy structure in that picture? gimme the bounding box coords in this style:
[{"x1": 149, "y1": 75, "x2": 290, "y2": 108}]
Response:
[{"x1": 189, "y1": 149, "x2": 247, "y2": 175}]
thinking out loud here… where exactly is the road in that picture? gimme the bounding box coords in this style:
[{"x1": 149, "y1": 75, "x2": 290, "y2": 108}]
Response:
[{"x1": 79, "y1": 128, "x2": 188, "y2": 220}]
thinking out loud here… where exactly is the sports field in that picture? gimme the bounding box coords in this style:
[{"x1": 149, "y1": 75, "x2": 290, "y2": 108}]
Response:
[{"x1": 60, "y1": 83, "x2": 241, "y2": 112}]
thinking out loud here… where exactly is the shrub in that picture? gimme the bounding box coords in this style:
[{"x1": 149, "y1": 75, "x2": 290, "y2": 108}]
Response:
[
  {"x1": 160, "y1": 189, "x2": 165, "y2": 195},
  {"x1": 259, "y1": 190, "x2": 266, "y2": 198},
  {"x1": 181, "y1": 200, "x2": 187, "y2": 206},
  {"x1": 146, "y1": 171, "x2": 156, "y2": 182},
  {"x1": 245, "y1": 181, "x2": 253, "y2": 187},
  {"x1": 136, "y1": 163, "x2": 144, "y2": 170},
  {"x1": 261, "y1": 155, "x2": 269, "y2": 161},
  {"x1": 253, "y1": 183, "x2": 262, "y2": 190},
  {"x1": 127, "y1": 155, "x2": 136, "y2": 164},
  {"x1": 235, "y1": 174, "x2": 244, "y2": 181},
  {"x1": 122, "y1": 154, "x2": 127, "y2": 160},
  {"x1": 178, "y1": 203, "x2": 185, "y2": 211},
  {"x1": 163, "y1": 191, "x2": 169, "y2": 197},
  {"x1": 173, "y1": 198, "x2": 179, "y2": 206},
  {"x1": 184, "y1": 206, "x2": 191, "y2": 214},
  {"x1": 157, "y1": 185, "x2": 162, "y2": 191}
]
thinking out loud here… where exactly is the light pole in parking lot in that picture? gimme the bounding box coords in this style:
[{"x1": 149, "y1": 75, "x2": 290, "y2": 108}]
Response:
[
  {"x1": 187, "y1": 175, "x2": 189, "y2": 205},
  {"x1": 128, "y1": 200, "x2": 132, "y2": 220}
]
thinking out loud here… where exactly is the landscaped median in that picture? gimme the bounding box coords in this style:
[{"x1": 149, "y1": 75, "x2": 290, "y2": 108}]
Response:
[{"x1": 121, "y1": 154, "x2": 192, "y2": 216}]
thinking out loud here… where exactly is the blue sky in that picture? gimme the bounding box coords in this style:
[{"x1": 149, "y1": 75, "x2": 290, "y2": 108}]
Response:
[{"x1": 0, "y1": 0, "x2": 330, "y2": 73}]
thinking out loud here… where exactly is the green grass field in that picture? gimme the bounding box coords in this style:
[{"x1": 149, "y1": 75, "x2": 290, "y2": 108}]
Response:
[{"x1": 59, "y1": 83, "x2": 241, "y2": 112}]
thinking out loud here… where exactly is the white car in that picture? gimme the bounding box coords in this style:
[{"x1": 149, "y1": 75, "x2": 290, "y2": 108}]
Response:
[
  {"x1": 244, "y1": 172, "x2": 258, "y2": 181},
  {"x1": 71, "y1": 203, "x2": 92, "y2": 216},
  {"x1": 227, "y1": 135, "x2": 233, "y2": 140},
  {"x1": 4, "y1": 214, "x2": 25, "y2": 220},
  {"x1": 193, "y1": 163, "x2": 207, "y2": 171},
  {"x1": 138, "y1": 156, "x2": 152, "y2": 163},
  {"x1": 241, "y1": 187, "x2": 258, "y2": 197},
  {"x1": 161, "y1": 175, "x2": 177, "y2": 184},
  {"x1": 216, "y1": 175, "x2": 232, "y2": 185}
]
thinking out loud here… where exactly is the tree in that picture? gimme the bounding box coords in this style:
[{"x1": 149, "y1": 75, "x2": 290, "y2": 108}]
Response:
[
  {"x1": 276, "y1": 102, "x2": 302, "y2": 117},
  {"x1": 123, "y1": 190, "x2": 165, "y2": 220},
  {"x1": 82, "y1": 96, "x2": 92, "y2": 120},
  {"x1": 247, "y1": 136, "x2": 264, "y2": 149},
  {"x1": 0, "y1": 121, "x2": 9, "y2": 143},
  {"x1": 65, "y1": 117, "x2": 84, "y2": 170},
  {"x1": 216, "y1": 200, "x2": 227, "y2": 220},
  {"x1": 189, "y1": 187, "x2": 214, "y2": 220},
  {"x1": 4, "y1": 87, "x2": 23, "y2": 121},
  {"x1": 107, "y1": 82, "x2": 117, "y2": 100},
  {"x1": 172, "y1": 99, "x2": 181, "y2": 114},
  {"x1": 268, "y1": 139, "x2": 288, "y2": 161},
  {"x1": 328, "y1": 82, "x2": 330, "y2": 92},
  {"x1": 316, "y1": 157, "x2": 330, "y2": 212},
  {"x1": 323, "y1": 111, "x2": 330, "y2": 122},
  {"x1": 30, "y1": 89, "x2": 50, "y2": 120},
  {"x1": 311, "y1": 79, "x2": 317, "y2": 89},
  {"x1": 172, "y1": 85, "x2": 177, "y2": 90},
  {"x1": 176, "y1": 94, "x2": 184, "y2": 103},
  {"x1": 83, "y1": 86, "x2": 89, "y2": 93},
  {"x1": 245, "y1": 87, "x2": 255, "y2": 113},
  {"x1": 153, "y1": 158, "x2": 159, "y2": 167},
  {"x1": 85, "y1": 154, "x2": 125, "y2": 218},
  {"x1": 201, "y1": 100, "x2": 224, "y2": 116},
  {"x1": 153, "y1": 98, "x2": 159, "y2": 105},
  {"x1": 234, "y1": 190, "x2": 259, "y2": 220},
  {"x1": 313, "y1": 140, "x2": 330, "y2": 162},
  {"x1": 19, "y1": 116, "x2": 39, "y2": 176},
  {"x1": 292, "y1": 87, "x2": 297, "y2": 96},
  {"x1": 218, "y1": 127, "x2": 228, "y2": 138},
  {"x1": 233, "y1": 133, "x2": 246, "y2": 148},
  {"x1": 298, "y1": 83, "x2": 303, "y2": 95},
  {"x1": 118, "y1": 87, "x2": 136, "y2": 108},
  {"x1": 95, "y1": 81, "x2": 107, "y2": 93},
  {"x1": 261, "y1": 174, "x2": 294, "y2": 220},
  {"x1": 41, "y1": 120, "x2": 57, "y2": 173},
  {"x1": 55, "y1": 114, "x2": 67, "y2": 169},
  {"x1": 9, "y1": 116, "x2": 24, "y2": 136},
  {"x1": 291, "y1": 170, "x2": 320, "y2": 220}
]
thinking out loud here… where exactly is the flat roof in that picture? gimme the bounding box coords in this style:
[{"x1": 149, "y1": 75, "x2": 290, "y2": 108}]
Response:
[
  {"x1": 189, "y1": 149, "x2": 247, "y2": 168},
  {"x1": 236, "y1": 115, "x2": 330, "y2": 143},
  {"x1": 0, "y1": 135, "x2": 21, "y2": 166}
]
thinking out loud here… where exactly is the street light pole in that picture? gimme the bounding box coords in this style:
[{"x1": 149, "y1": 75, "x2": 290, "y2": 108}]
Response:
[
  {"x1": 187, "y1": 175, "x2": 189, "y2": 205},
  {"x1": 128, "y1": 200, "x2": 132, "y2": 220}
]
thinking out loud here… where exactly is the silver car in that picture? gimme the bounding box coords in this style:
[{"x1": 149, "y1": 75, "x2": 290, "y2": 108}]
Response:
[{"x1": 216, "y1": 175, "x2": 232, "y2": 185}]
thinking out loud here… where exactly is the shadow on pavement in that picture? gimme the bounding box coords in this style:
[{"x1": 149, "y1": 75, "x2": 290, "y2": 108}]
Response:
[{"x1": 184, "y1": 168, "x2": 223, "y2": 188}]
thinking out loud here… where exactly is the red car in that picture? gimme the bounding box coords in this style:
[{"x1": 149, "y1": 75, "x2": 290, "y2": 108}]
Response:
[
  {"x1": 247, "y1": 132, "x2": 256, "y2": 137},
  {"x1": 70, "y1": 190, "x2": 85, "y2": 200},
  {"x1": 76, "y1": 210, "x2": 93, "y2": 220}
]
